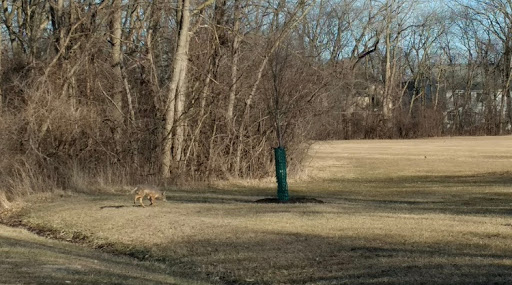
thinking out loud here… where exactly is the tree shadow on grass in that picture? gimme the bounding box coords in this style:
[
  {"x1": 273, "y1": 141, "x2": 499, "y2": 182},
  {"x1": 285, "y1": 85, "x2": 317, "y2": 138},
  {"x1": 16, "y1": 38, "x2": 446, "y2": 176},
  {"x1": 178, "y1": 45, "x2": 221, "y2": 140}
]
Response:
[
  {"x1": 0, "y1": 226, "x2": 211, "y2": 285},
  {"x1": 164, "y1": 192, "x2": 264, "y2": 204},
  {"x1": 313, "y1": 173, "x2": 512, "y2": 216},
  {"x1": 334, "y1": 194, "x2": 512, "y2": 217},
  {"x1": 168, "y1": 230, "x2": 512, "y2": 285}
]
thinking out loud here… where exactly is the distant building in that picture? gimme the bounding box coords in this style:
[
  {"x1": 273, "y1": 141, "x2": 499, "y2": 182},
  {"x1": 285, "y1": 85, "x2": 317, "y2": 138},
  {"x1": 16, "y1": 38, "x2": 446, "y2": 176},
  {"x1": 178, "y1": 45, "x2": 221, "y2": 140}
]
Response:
[
  {"x1": 444, "y1": 88, "x2": 509, "y2": 128},
  {"x1": 402, "y1": 79, "x2": 437, "y2": 108}
]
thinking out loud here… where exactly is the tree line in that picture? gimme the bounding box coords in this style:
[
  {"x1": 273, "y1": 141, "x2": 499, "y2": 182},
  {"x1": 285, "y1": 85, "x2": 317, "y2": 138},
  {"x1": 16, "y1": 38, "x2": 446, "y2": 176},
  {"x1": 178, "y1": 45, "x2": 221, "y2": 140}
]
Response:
[{"x1": 0, "y1": 0, "x2": 510, "y2": 201}]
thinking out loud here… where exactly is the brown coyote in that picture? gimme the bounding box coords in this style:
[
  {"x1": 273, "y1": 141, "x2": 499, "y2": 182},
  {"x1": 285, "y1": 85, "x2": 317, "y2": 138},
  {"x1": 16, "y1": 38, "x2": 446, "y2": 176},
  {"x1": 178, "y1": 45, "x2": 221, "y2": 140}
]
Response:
[{"x1": 132, "y1": 186, "x2": 167, "y2": 207}]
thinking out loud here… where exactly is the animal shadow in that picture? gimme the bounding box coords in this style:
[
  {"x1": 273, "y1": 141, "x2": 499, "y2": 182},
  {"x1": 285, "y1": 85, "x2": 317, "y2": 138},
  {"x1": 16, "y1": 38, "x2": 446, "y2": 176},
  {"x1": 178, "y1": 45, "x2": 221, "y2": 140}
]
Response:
[{"x1": 99, "y1": 205, "x2": 129, "y2": 210}]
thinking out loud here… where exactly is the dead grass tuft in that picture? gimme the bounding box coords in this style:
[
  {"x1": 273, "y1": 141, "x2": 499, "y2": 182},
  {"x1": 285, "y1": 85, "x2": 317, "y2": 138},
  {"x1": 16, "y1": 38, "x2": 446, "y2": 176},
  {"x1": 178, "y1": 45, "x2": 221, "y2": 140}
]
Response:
[{"x1": 0, "y1": 190, "x2": 11, "y2": 209}]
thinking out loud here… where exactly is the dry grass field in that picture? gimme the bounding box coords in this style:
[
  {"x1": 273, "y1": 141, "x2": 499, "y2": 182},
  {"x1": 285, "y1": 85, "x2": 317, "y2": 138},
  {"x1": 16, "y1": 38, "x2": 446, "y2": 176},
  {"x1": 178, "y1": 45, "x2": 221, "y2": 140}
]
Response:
[{"x1": 2, "y1": 136, "x2": 512, "y2": 284}]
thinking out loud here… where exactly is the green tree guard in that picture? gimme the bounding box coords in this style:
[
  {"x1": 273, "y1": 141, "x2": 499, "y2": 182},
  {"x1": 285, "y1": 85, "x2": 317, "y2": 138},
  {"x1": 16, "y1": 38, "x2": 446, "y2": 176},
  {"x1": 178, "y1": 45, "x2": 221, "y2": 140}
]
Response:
[{"x1": 274, "y1": 146, "x2": 289, "y2": 202}]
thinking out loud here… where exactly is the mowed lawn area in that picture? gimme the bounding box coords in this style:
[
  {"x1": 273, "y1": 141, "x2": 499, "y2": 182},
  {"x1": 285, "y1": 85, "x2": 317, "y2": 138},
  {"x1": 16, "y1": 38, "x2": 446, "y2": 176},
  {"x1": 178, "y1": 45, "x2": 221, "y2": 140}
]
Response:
[{"x1": 3, "y1": 136, "x2": 512, "y2": 284}]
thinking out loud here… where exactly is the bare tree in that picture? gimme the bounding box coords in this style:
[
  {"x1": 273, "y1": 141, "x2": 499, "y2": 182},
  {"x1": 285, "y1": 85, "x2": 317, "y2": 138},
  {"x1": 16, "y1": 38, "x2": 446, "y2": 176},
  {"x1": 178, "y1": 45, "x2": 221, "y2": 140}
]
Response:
[
  {"x1": 161, "y1": 0, "x2": 191, "y2": 178},
  {"x1": 460, "y1": 0, "x2": 512, "y2": 132},
  {"x1": 233, "y1": 0, "x2": 316, "y2": 177},
  {"x1": 111, "y1": 0, "x2": 124, "y2": 154},
  {"x1": 161, "y1": 0, "x2": 215, "y2": 178}
]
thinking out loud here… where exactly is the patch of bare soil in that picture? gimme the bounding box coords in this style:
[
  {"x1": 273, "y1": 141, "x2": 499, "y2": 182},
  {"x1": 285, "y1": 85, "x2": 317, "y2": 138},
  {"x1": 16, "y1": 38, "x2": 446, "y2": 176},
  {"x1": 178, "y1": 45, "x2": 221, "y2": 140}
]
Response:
[{"x1": 254, "y1": 197, "x2": 324, "y2": 203}]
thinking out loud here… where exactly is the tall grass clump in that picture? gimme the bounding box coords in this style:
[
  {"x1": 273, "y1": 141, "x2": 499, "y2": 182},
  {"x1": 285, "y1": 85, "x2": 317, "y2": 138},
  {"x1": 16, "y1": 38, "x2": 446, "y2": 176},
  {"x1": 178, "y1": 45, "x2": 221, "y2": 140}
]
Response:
[{"x1": 0, "y1": 60, "x2": 138, "y2": 208}]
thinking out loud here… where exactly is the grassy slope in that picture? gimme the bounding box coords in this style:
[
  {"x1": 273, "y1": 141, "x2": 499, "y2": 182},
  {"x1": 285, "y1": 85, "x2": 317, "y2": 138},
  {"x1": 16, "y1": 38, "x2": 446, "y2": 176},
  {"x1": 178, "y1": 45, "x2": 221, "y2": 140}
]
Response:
[
  {"x1": 3, "y1": 136, "x2": 512, "y2": 284},
  {"x1": 0, "y1": 224, "x2": 209, "y2": 284}
]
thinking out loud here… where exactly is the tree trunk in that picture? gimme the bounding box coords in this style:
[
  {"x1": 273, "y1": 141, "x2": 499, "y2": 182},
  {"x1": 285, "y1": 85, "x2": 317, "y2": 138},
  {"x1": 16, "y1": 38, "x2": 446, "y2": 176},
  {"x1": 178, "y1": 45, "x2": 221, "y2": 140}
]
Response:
[
  {"x1": 504, "y1": 44, "x2": 512, "y2": 131},
  {"x1": 111, "y1": 0, "x2": 124, "y2": 155},
  {"x1": 50, "y1": 0, "x2": 65, "y2": 55},
  {"x1": 0, "y1": 26, "x2": 2, "y2": 112},
  {"x1": 226, "y1": 0, "x2": 242, "y2": 128},
  {"x1": 2, "y1": 0, "x2": 21, "y2": 56},
  {"x1": 161, "y1": 0, "x2": 191, "y2": 178},
  {"x1": 382, "y1": 6, "x2": 393, "y2": 121},
  {"x1": 173, "y1": 50, "x2": 190, "y2": 164}
]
